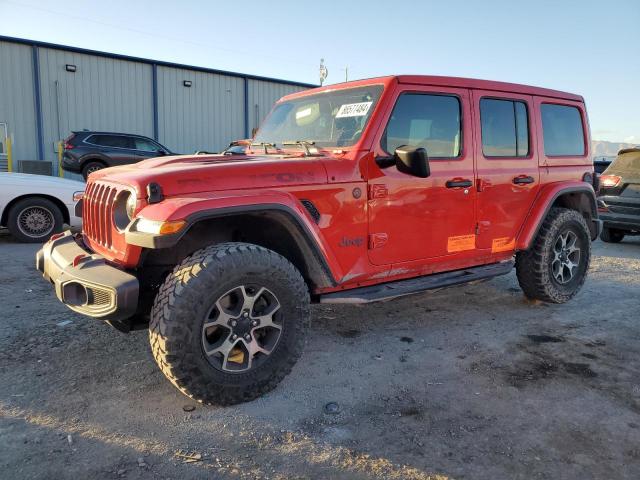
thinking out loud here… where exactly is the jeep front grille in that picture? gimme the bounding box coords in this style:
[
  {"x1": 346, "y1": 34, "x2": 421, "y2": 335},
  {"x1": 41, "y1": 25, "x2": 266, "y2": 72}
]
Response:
[{"x1": 83, "y1": 182, "x2": 118, "y2": 248}]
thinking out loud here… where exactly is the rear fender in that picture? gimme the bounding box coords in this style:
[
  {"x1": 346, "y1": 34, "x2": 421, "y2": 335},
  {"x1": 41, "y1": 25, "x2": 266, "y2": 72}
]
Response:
[
  {"x1": 126, "y1": 189, "x2": 342, "y2": 286},
  {"x1": 516, "y1": 182, "x2": 598, "y2": 250}
]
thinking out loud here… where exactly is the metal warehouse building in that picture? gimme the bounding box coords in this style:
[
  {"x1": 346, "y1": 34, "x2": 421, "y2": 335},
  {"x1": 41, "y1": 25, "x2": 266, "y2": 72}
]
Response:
[{"x1": 0, "y1": 36, "x2": 313, "y2": 177}]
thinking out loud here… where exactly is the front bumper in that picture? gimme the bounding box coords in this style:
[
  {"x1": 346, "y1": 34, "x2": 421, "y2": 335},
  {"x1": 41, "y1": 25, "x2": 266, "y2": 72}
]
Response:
[{"x1": 36, "y1": 230, "x2": 139, "y2": 321}]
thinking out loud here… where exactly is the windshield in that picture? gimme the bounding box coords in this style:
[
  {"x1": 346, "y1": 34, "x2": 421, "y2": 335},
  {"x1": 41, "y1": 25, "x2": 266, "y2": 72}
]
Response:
[{"x1": 253, "y1": 85, "x2": 384, "y2": 149}]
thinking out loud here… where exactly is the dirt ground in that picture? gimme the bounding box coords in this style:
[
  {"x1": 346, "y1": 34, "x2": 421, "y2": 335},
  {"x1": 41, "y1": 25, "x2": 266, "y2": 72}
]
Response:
[{"x1": 0, "y1": 231, "x2": 639, "y2": 480}]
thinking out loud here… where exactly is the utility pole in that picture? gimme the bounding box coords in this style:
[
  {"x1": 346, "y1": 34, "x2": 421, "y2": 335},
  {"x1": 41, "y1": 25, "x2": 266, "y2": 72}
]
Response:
[{"x1": 344, "y1": 66, "x2": 348, "y2": 82}]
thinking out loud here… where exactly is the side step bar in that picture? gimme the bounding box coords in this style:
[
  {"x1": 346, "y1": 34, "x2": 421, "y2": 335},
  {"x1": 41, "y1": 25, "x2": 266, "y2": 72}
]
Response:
[{"x1": 319, "y1": 260, "x2": 514, "y2": 304}]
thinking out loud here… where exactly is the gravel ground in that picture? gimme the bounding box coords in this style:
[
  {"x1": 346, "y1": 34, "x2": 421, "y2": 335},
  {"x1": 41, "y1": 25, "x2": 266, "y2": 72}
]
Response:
[{"x1": 0, "y1": 230, "x2": 639, "y2": 480}]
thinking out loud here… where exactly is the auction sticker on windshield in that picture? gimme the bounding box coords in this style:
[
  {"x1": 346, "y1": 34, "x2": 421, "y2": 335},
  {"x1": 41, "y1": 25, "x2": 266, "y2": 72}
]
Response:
[{"x1": 336, "y1": 102, "x2": 373, "y2": 118}]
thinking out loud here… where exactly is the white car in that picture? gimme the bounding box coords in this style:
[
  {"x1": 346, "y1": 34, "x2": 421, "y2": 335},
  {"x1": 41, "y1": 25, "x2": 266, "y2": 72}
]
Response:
[{"x1": 0, "y1": 172, "x2": 84, "y2": 243}]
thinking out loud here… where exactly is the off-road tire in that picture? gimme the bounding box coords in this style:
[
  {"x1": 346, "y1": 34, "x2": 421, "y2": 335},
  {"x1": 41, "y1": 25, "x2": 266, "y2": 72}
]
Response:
[
  {"x1": 516, "y1": 207, "x2": 591, "y2": 303},
  {"x1": 149, "y1": 242, "x2": 310, "y2": 405},
  {"x1": 600, "y1": 227, "x2": 625, "y2": 243},
  {"x1": 82, "y1": 161, "x2": 105, "y2": 180},
  {"x1": 7, "y1": 197, "x2": 64, "y2": 243}
]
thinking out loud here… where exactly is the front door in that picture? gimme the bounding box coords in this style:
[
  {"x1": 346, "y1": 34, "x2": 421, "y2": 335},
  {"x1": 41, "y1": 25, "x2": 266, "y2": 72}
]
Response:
[
  {"x1": 368, "y1": 85, "x2": 477, "y2": 265},
  {"x1": 471, "y1": 90, "x2": 540, "y2": 253}
]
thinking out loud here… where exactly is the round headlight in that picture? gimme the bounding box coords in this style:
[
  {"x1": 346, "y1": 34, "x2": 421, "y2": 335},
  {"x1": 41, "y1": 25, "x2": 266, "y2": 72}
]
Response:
[{"x1": 125, "y1": 193, "x2": 137, "y2": 220}]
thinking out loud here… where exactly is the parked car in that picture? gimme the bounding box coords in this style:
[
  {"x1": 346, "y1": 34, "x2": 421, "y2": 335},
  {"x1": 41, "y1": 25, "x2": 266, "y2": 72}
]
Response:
[
  {"x1": 598, "y1": 148, "x2": 640, "y2": 242},
  {"x1": 61, "y1": 131, "x2": 174, "y2": 180},
  {"x1": 593, "y1": 155, "x2": 614, "y2": 174},
  {"x1": 37, "y1": 75, "x2": 600, "y2": 405},
  {"x1": 0, "y1": 172, "x2": 84, "y2": 242}
]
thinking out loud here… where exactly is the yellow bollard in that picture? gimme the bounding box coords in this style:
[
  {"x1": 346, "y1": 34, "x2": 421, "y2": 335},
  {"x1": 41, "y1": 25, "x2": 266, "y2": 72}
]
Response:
[
  {"x1": 6, "y1": 136, "x2": 12, "y2": 173},
  {"x1": 57, "y1": 141, "x2": 63, "y2": 178}
]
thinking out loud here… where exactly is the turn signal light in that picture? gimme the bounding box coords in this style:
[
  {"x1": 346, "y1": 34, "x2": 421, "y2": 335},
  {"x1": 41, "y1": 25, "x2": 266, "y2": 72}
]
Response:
[
  {"x1": 600, "y1": 175, "x2": 621, "y2": 188},
  {"x1": 135, "y1": 218, "x2": 186, "y2": 235}
]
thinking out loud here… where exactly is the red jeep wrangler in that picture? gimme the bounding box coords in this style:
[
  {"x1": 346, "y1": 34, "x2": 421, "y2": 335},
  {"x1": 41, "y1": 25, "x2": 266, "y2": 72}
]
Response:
[{"x1": 37, "y1": 76, "x2": 600, "y2": 405}]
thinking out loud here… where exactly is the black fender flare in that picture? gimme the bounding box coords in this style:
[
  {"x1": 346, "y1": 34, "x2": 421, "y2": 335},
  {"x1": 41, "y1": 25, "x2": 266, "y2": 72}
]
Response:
[{"x1": 125, "y1": 203, "x2": 337, "y2": 286}]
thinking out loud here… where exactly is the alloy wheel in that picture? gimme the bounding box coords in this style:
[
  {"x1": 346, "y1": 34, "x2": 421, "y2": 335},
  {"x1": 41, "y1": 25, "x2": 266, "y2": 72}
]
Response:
[
  {"x1": 551, "y1": 230, "x2": 581, "y2": 284},
  {"x1": 202, "y1": 285, "x2": 282, "y2": 372},
  {"x1": 16, "y1": 206, "x2": 55, "y2": 239}
]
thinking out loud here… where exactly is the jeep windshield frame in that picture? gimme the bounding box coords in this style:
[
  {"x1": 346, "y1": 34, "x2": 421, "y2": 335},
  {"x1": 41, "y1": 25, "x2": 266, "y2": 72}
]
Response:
[{"x1": 253, "y1": 85, "x2": 384, "y2": 150}]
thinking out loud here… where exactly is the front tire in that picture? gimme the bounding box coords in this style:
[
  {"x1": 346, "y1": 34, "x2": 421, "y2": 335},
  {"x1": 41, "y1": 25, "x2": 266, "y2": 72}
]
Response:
[
  {"x1": 516, "y1": 208, "x2": 591, "y2": 303},
  {"x1": 149, "y1": 243, "x2": 310, "y2": 405},
  {"x1": 7, "y1": 197, "x2": 64, "y2": 243},
  {"x1": 600, "y1": 227, "x2": 625, "y2": 243}
]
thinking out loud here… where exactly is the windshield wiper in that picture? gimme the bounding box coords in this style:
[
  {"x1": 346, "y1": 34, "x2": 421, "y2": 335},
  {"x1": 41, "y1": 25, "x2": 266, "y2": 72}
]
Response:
[
  {"x1": 282, "y1": 140, "x2": 319, "y2": 156},
  {"x1": 250, "y1": 141, "x2": 278, "y2": 154}
]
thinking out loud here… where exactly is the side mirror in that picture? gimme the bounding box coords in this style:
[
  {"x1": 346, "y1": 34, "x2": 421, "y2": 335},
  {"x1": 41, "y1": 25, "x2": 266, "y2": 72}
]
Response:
[
  {"x1": 394, "y1": 146, "x2": 430, "y2": 178},
  {"x1": 156, "y1": 149, "x2": 167, "y2": 156}
]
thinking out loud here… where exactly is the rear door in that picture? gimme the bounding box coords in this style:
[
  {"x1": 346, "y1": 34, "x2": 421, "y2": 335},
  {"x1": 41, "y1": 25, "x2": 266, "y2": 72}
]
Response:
[
  {"x1": 87, "y1": 134, "x2": 138, "y2": 166},
  {"x1": 368, "y1": 84, "x2": 477, "y2": 265},
  {"x1": 472, "y1": 90, "x2": 540, "y2": 253}
]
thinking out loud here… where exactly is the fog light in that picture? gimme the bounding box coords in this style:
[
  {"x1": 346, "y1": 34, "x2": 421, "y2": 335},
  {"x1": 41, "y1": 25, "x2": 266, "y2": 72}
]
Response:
[{"x1": 63, "y1": 282, "x2": 88, "y2": 306}]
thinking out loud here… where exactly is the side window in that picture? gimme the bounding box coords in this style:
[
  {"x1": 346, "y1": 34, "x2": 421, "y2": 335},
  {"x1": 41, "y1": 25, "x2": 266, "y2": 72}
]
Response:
[
  {"x1": 382, "y1": 93, "x2": 461, "y2": 158},
  {"x1": 480, "y1": 98, "x2": 529, "y2": 157},
  {"x1": 134, "y1": 138, "x2": 160, "y2": 152},
  {"x1": 540, "y1": 104, "x2": 585, "y2": 156},
  {"x1": 89, "y1": 135, "x2": 133, "y2": 149}
]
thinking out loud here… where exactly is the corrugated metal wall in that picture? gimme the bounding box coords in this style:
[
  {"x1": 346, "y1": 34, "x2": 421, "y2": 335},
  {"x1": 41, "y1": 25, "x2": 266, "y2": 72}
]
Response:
[
  {"x1": 157, "y1": 66, "x2": 244, "y2": 153},
  {"x1": 0, "y1": 42, "x2": 38, "y2": 161},
  {"x1": 0, "y1": 37, "x2": 312, "y2": 175},
  {"x1": 247, "y1": 79, "x2": 307, "y2": 135},
  {"x1": 38, "y1": 47, "x2": 154, "y2": 165}
]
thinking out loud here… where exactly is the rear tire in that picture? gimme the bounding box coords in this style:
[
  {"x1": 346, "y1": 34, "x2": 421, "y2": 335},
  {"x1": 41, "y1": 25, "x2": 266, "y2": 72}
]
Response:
[
  {"x1": 600, "y1": 227, "x2": 625, "y2": 243},
  {"x1": 516, "y1": 208, "x2": 591, "y2": 303},
  {"x1": 82, "y1": 161, "x2": 105, "y2": 180},
  {"x1": 7, "y1": 197, "x2": 64, "y2": 243},
  {"x1": 149, "y1": 242, "x2": 310, "y2": 405}
]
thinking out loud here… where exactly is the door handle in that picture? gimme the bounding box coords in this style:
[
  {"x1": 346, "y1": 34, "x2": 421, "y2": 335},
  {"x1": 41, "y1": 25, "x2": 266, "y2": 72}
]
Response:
[
  {"x1": 446, "y1": 179, "x2": 473, "y2": 188},
  {"x1": 513, "y1": 175, "x2": 535, "y2": 185}
]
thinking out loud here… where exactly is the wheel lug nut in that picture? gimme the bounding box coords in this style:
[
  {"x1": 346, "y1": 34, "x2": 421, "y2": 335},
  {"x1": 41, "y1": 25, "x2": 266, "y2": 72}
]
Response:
[
  {"x1": 231, "y1": 334, "x2": 237, "y2": 340},
  {"x1": 251, "y1": 320, "x2": 258, "y2": 327},
  {"x1": 244, "y1": 334, "x2": 251, "y2": 341},
  {"x1": 243, "y1": 312, "x2": 249, "y2": 318},
  {"x1": 231, "y1": 320, "x2": 237, "y2": 327}
]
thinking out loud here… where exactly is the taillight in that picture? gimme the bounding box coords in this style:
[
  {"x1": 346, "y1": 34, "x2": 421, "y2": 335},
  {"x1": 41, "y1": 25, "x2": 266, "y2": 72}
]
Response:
[
  {"x1": 600, "y1": 175, "x2": 621, "y2": 188},
  {"x1": 63, "y1": 133, "x2": 75, "y2": 150}
]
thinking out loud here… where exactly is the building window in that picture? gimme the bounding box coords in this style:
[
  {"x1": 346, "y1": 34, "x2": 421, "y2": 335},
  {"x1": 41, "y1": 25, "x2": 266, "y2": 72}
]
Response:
[
  {"x1": 541, "y1": 104, "x2": 585, "y2": 156},
  {"x1": 382, "y1": 93, "x2": 461, "y2": 158},
  {"x1": 480, "y1": 98, "x2": 529, "y2": 157}
]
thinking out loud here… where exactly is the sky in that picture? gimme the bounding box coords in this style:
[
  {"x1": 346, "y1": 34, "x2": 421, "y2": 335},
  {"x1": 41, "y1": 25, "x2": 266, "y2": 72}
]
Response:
[{"x1": 1, "y1": 0, "x2": 638, "y2": 143}]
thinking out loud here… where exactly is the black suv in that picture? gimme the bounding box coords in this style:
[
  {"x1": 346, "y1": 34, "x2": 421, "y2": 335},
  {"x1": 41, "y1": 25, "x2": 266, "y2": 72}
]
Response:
[
  {"x1": 61, "y1": 132, "x2": 173, "y2": 180},
  {"x1": 598, "y1": 148, "x2": 640, "y2": 243}
]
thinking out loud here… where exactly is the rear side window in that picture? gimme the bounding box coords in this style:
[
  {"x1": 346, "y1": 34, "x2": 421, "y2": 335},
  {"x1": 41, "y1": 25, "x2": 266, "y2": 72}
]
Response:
[
  {"x1": 88, "y1": 135, "x2": 133, "y2": 149},
  {"x1": 541, "y1": 104, "x2": 585, "y2": 156},
  {"x1": 382, "y1": 93, "x2": 461, "y2": 158},
  {"x1": 480, "y1": 98, "x2": 529, "y2": 157}
]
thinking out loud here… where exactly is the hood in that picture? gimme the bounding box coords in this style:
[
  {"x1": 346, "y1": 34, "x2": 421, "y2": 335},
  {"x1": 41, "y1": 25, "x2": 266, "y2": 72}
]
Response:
[
  {"x1": 0, "y1": 172, "x2": 85, "y2": 191},
  {"x1": 92, "y1": 153, "x2": 330, "y2": 198}
]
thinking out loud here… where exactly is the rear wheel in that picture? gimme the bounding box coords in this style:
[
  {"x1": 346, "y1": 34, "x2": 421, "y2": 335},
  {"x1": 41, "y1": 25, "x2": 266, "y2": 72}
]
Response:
[
  {"x1": 7, "y1": 197, "x2": 64, "y2": 243},
  {"x1": 516, "y1": 208, "x2": 591, "y2": 303},
  {"x1": 600, "y1": 227, "x2": 625, "y2": 243},
  {"x1": 82, "y1": 161, "x2": 105, "y2": 180},
  {"x1": 149, "y1": 242, "x2": 310, "y2": 405}
]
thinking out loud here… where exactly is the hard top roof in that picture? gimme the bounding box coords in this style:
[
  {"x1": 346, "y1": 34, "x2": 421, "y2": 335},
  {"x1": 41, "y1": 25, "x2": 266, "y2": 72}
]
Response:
[{"x1": 282, "y1": 75, "x2": 583, "y2": 102}]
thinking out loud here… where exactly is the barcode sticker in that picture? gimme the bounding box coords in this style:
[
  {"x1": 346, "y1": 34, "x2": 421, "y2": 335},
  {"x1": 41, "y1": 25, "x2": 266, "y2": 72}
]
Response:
[{"x1": 335, "y1": 101, "x2": 372, "y2": 118}]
